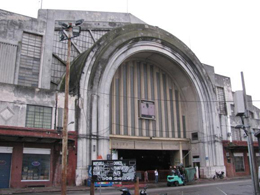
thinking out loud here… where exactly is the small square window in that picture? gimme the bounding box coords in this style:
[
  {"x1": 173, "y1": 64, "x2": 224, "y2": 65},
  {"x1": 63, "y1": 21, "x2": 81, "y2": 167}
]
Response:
[
  {"x1": 191, "y1": 132, "x2": 198, "y2": 141},
  {"x1": 26, "y1": 105, "x2": 52, "y2": 129}
]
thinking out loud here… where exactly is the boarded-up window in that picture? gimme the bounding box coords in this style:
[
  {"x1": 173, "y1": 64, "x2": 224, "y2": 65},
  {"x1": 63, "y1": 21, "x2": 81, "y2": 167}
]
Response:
[
  {"x1": 0, "y1": 42, "x2": 17, "y2": 84},
  {"x1": 216, "y1": 87, "x2": 226, "y2": 115},
  {"x1": 26, "y1": 105, "x2": 52, "y2": 129},
  {"x1": 18, "y1": 32, "x2": 42, "y2": 87}
]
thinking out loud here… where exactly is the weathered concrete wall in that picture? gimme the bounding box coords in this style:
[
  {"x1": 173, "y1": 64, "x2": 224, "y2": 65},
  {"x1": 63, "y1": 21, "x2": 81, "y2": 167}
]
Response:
[
  {"x1": 37, "y1": 9, "x2": 145, "y2": 90},
  {"x1": 0, "y1": 10, "x2": 46, "y2": 87},
  {"x1": 38, "y1": 9, "x2": 145, "y2": 25},
  {"x1": 0, "y1": 9, "x2": 46, "y2": 42},
  {"x1": 0, "y1": 83, "x2": 76, "y2": 131},
  {"x1": 0, "y1": 9, "x2": 145, "y2": 90},
  {"x1": 203, "y1": 64, "x2": 216, "y2": 86},
  {"x1": 215, "y1": 74, "x2": 233, "y2": 141}
]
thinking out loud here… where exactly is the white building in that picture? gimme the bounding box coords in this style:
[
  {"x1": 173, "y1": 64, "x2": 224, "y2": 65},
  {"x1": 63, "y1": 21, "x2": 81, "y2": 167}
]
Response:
[{"x1": 0, "y1": 8, "x2": 259, "y2": 188}]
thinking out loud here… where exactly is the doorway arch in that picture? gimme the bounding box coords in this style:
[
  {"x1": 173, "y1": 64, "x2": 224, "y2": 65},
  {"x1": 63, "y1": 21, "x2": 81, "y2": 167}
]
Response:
[{"x1": 72, "y1": 24, "x2": 224, "y2": 184}]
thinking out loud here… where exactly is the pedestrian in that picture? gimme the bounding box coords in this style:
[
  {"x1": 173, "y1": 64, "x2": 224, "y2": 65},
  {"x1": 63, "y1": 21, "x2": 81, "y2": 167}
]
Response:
[
  {"x1": 172, "y1": 165, "x2": 177, "y2": 175},
  {"x1": 169, "y1": 166, "x2": 173, "y2": 175},
  {"x1": 154, "y1": 169, "x2": 158, "y2": 183},
  {"x1": 144, "y1": 170, "x2": 149, "y2": 183}
]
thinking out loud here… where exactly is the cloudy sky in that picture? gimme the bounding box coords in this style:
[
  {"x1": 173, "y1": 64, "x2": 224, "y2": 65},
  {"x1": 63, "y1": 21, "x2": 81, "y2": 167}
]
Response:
[{"x1": 2, "y1": 0, "x2": 260, "y2": 107}]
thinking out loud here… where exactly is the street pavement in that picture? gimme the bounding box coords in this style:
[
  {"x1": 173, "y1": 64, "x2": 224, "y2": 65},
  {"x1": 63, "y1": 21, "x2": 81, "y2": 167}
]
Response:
[{"x1": 0, "y1": 176, "x2": 252, "y2": 195}]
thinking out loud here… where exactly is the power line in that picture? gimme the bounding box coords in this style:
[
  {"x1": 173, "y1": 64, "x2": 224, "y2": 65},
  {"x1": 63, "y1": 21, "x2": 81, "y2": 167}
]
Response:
[{"x1": 81, "y1": 87, "x2": 260, "y2": 104}]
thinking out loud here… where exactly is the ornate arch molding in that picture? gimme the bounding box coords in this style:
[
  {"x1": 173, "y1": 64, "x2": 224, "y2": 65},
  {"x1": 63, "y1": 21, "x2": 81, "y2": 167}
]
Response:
[{"x1": 76, "y1": 24, "x2": 218, "y2": 164}]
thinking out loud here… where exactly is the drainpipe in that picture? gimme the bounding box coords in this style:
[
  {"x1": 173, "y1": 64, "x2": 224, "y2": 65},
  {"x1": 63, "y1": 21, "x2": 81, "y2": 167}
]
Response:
[
  {"x1": 225, "y1": 98, "x2": 232, "y2": 143},
  {"x1": 179, "y1": 142, "x2": 183, "y2": 164}
]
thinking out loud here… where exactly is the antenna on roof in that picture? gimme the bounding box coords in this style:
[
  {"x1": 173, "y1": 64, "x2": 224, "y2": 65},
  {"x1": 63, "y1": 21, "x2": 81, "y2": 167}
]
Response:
[{"x1": 127, "y1": 0, "x2": 128, "y2": 13}]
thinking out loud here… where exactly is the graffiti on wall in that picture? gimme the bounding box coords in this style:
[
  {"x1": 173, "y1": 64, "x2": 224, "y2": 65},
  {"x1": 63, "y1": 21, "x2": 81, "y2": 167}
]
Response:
[{"x1": 92, "y1": 159, "x2": 136, "y2": 182}]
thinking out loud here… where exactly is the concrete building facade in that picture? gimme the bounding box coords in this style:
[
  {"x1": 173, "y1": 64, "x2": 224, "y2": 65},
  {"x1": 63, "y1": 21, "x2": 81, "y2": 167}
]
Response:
[{"x1": 0, "y1": 8, "x2": 259, "y2": 188}]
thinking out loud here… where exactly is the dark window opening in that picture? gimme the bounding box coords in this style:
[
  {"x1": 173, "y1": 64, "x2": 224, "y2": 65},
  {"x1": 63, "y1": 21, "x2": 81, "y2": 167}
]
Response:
[{"x1": 191, "y1": 132, "x2": 198, "y2": 141}]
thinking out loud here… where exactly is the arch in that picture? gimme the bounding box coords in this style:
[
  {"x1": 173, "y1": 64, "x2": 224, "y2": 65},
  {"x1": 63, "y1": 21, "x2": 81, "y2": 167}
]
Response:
[{"x1": 74, "y1": 24, "x2": 223, "y2": 184}]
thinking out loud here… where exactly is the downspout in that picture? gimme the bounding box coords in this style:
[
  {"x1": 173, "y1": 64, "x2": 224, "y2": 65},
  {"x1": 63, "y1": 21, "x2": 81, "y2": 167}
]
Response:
[
  {"x1": 226, "y1": 102, "x2": 232, "y2": 143},
  {"x1": 54, "y1": 91, "x2": 58, "y2": 130}
]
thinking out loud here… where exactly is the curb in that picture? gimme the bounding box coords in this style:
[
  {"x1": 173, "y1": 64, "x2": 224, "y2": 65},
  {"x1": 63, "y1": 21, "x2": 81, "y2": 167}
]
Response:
[{"x1": 0, "y1": 177, "x2": 251, "y2": 194}]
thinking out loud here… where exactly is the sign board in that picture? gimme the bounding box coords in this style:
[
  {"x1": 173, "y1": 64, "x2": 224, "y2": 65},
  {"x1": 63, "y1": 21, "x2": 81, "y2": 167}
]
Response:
[
  {"x1": 139, "y1": 100, "x2": 155, "y2": 119},
  {"x1": 192, "y1": 157, "x2": 200, "y2": 162},
  {"x1": 92, "y1": 159, "x2": 136, "y2": 182}
]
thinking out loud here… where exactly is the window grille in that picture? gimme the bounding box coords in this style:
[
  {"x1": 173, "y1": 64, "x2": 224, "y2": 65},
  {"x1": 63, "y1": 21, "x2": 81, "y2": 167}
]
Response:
[
  {"x1": 51, "y1": 30, "x2": 108, "y2": 85},
  {"x1": 26, "y1": 105, "x2": 52, "y2": 129},
  {"x1": 18, "y1": 32, "x2": 42, "y2": 87}
]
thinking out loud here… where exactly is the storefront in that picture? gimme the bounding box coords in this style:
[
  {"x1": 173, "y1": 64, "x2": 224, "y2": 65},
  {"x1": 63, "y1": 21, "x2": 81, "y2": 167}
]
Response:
[
  {"x1": 0, "y1": 126, "x2": 77, "y2": 188},
  {"x1": 21, "y1": 148, "x2": 51, "y2": 181},
  {"x1": 223, "y1": 140, "x2": 259, "y2": 177}
]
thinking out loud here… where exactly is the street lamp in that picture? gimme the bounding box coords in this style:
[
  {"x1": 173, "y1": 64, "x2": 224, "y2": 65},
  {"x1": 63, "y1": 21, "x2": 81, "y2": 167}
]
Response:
[
  {"x1": 59, "y1": 19, "x2": 83, "y2": 195},
  {"x1": 234, "y1": 72, "x2": 260, "y2": 195},
  {"x1": 235, "y1": 118, "x2": 259, "y2": 195}
]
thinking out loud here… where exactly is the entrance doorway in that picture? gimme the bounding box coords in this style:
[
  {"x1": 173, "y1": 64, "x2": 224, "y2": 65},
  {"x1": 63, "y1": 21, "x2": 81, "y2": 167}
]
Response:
[
  {"x1": 0, "y1": 153, "x2": 12, "y2": 188},
  {"x1": 118, "y1": 149, "x2": 171, "y2": 170}
]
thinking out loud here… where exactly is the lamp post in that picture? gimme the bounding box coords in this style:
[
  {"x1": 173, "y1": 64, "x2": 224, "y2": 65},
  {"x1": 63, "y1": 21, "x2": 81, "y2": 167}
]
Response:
[
  {"x1": 240, "y1": 72, "x2": 260, "y2": 195},
  {"x1": 59, "y1": 20, "x2": 83, "y2": 195}
]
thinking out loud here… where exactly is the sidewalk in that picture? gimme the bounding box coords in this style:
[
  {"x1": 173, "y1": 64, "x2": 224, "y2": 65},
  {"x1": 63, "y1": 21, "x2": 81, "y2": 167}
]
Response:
[{"x1": 0, "y1": 176, "x2": 251, "y2": 195}]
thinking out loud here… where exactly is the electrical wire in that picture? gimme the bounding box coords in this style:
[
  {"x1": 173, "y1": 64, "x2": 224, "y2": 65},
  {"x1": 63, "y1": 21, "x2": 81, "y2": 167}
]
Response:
[{"x1": 80, "y1": 87, "x2": 260, "y2": 104}]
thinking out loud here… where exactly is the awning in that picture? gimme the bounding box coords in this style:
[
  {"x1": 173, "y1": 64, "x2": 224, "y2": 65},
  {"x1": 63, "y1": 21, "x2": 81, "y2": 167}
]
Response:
[{"x1": 0, "y1": 125, "x2": 77, "y2": 143}]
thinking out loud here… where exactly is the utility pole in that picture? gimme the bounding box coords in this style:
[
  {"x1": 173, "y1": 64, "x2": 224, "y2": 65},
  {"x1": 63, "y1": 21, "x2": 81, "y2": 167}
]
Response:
[
  {"x1": 241, "y1": 72, "x2": 260, "y2": 195},
  {"x1": 61, "y1": 23, "x2": 72, "y2": 195},
  {"x1": 59, "y1": 19, "x2": 83, "y2": 195}
]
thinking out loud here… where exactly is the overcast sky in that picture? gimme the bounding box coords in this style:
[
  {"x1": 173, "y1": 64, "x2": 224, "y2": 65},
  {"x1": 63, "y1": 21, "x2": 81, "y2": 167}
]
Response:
[{"x1": 2, "y1": 0, "x2": 260, "y2": 107}]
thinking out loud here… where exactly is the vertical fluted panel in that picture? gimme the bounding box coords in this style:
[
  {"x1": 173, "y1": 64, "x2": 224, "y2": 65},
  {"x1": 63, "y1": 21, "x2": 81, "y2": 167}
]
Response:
[{"x1": 110, "y1": 60, "x2": 185, "y2": 138}]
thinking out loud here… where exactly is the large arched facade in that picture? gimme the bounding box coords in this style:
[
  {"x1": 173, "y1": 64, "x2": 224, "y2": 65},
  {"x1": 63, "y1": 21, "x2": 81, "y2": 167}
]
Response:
[{"x1": 72, "y1": 24, "x2": 225, "y2": 185}]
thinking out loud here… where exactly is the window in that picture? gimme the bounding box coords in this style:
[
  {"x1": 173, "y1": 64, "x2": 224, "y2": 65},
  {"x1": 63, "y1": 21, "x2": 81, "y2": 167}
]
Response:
[
  {"x1": 0, "y1": 41, "x2": 17, "y2": 84},
  {"x1": 234, "y1": 153, "x2": 245, "y2": 172},
  {"x1": 191, "y1": 132, "x2": 198, "y2": 141},
  {"x1": 216, "y1": 87, "x2": 227, "y2": 115},
  {"x1": 21, "y1": 148, "x2": 51, "y2": 181},
  {"x1": 230, "y1": 104, "x2": 235, "y2": 116},
  {"x1": 231, "y1": 127, "x2": 242, "y2": 141},
  {"x1": 249, "y1": 111, "x2": 254, "y2": 119},
  {"x1": 18, "y1": 32, "x2": 42, "y2": 87},
  {"x1": 26, "y1": 105, "x2": 52, "y2": 129}
]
